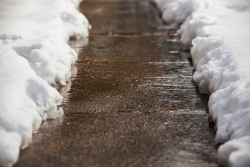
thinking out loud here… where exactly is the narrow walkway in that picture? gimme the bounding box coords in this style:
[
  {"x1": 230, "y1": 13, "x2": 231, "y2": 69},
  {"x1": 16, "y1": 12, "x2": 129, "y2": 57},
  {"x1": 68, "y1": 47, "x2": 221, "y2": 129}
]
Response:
[{"x1": 15, "y1": 0, "x2": 218, "y2": 167}]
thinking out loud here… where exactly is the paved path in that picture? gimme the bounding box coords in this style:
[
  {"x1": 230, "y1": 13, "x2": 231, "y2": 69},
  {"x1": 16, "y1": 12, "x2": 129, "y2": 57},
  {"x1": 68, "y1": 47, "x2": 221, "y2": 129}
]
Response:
[{"x1": 15, "y1": 0, "x2": 219, "y2": 166}]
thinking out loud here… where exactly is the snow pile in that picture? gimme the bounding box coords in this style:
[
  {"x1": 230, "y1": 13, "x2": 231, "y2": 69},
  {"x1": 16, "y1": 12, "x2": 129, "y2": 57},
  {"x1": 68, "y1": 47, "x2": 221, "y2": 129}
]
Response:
[
  {"x1": 153, "y1": 0, "x2": 250, "y2": 166},
  {"x1": 0, "y1": 0, "x2": 89, "y2": 166}
]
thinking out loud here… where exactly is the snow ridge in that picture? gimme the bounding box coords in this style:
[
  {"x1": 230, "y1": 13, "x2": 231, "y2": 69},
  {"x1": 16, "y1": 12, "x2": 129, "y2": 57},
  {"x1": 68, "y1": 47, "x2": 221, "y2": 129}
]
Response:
[
  {"x1": 153, "y1": 0, "x2": 250, "y2": 166},
  {"x1": 0, "y1": 0, "x2": 89, "y2": 166}
]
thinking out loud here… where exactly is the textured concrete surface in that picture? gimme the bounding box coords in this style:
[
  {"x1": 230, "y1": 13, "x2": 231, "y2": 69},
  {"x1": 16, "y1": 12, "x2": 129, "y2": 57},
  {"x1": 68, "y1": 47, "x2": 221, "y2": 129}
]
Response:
[{"x1": 15, "y1": 0, "x2": 219, "y2": 166}]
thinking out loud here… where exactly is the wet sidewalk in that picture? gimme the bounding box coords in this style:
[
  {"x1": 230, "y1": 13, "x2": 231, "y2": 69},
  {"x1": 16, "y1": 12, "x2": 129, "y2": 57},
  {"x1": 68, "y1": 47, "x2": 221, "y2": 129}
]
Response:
[{"x1": 15, "y1": 0, "x2": 218, "y2": 167}]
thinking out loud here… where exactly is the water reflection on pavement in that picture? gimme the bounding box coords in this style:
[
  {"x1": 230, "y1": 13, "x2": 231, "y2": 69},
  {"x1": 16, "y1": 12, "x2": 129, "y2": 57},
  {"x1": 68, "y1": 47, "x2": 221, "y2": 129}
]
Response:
[{"x1": 15, "y1": 0, "x2": 218, "y2": 167}]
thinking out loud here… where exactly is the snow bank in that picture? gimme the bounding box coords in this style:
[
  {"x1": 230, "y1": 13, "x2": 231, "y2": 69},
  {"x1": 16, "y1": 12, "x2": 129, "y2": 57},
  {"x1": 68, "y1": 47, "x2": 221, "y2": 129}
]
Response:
[
  {"x1": 153, "y1": 0, "x2": 250, "y2": 166},
  {"x1": 0, "y1": 0, "x2": 89, "y2": 166}
]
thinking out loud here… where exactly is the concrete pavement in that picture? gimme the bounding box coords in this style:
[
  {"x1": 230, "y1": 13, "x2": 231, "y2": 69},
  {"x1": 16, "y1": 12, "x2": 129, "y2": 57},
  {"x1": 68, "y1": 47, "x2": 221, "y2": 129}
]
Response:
[{"x1": 15, "y1": 0, "x2": 219, "y2": 166}]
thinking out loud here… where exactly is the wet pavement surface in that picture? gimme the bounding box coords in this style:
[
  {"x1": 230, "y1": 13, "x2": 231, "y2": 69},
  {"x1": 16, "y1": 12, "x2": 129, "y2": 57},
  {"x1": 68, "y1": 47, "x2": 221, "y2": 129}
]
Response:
[{"x1": 15, "y1": 0, "x2": 219, "y2": 167}]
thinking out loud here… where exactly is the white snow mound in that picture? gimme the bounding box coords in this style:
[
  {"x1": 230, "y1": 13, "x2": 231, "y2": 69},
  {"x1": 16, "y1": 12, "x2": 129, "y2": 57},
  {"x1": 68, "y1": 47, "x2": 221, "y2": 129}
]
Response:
[
  {"x1": 0, "y1": 0, "x2": 90, "y2": 166},
  {"x1": 153, "y1": 0, "x2": 250, "y2": 166}
]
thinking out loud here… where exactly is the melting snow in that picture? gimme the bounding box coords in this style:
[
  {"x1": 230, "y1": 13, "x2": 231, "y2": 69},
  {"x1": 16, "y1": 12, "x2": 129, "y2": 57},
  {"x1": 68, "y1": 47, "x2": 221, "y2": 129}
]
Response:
[
  {"x1": 153, "y1": 0, "x2": 250, "y2": 166},
  {"x1": 0, "y1": 0, "x2": 89, "y2": 166}
]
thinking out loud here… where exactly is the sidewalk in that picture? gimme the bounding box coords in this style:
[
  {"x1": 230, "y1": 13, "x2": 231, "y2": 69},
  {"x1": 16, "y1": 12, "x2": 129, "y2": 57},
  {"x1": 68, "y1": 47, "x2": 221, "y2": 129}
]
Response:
[{"x1": 15, "y1": 0, "x2": 218, "y2": 166}]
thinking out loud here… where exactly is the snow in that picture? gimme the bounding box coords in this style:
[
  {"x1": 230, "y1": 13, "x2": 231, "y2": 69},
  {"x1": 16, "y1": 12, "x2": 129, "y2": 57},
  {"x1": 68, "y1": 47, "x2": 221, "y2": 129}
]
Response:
[
  {"x1": 152, "y1": 0, "x2": 250, "y2": 166},
  {"x1": 0, "y1": 0, "x2": 90, "y2": 166}
]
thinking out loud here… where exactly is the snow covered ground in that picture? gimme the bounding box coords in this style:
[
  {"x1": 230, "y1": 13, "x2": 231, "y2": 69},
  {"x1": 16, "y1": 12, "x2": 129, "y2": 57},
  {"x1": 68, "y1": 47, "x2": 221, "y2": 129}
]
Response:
[
  {"x1": 0, "y1": 0, "x2": 89, "y2": 166},
  {"x1": 152, "y1": 0, "x2": 250, "y2": 166}
]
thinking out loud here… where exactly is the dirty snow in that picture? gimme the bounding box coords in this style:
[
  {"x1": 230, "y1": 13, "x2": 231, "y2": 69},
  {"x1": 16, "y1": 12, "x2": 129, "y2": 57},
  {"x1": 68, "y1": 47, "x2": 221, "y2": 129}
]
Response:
[
  {"x1": 0, "y1": 0, "x2": 89, "y2": 166},
  {"x1": 153, "y1": 0, "x2": 250, "y2": 166}
]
